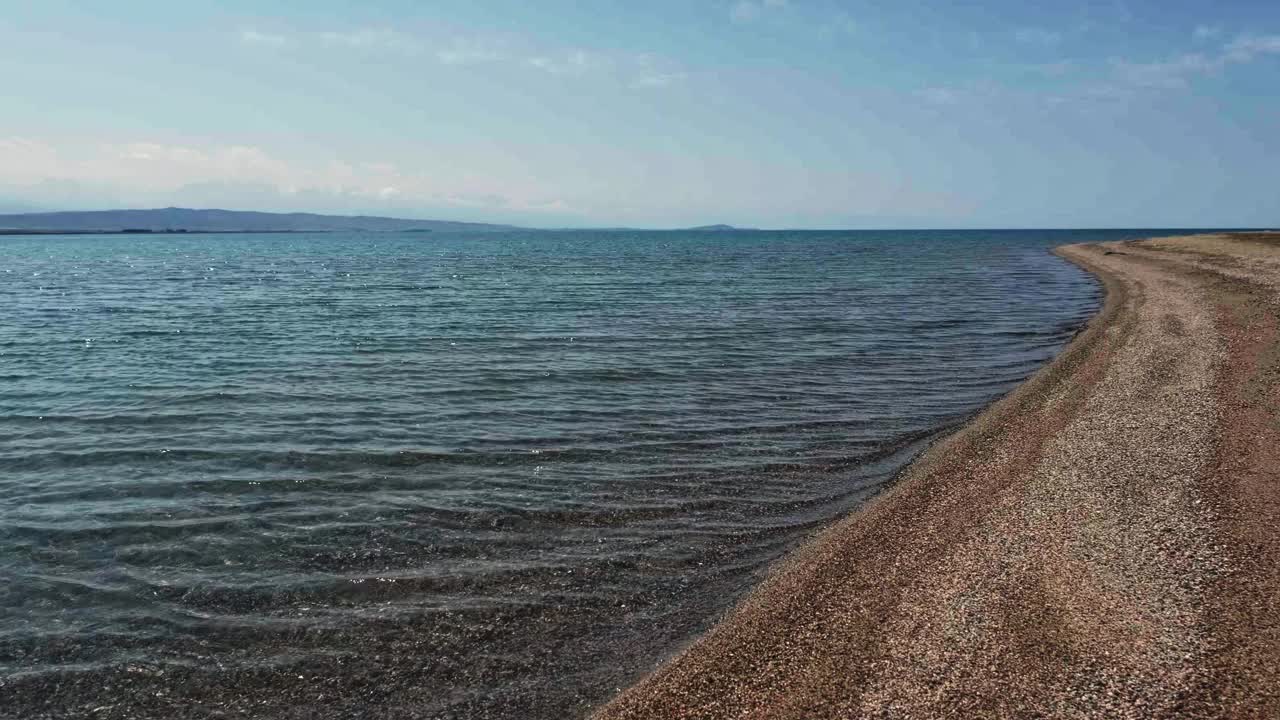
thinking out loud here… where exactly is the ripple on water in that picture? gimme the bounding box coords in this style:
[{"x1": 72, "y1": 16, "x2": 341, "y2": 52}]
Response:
[{"x1": 0, "y1": 229, "x2": 1128, "y2": 718}]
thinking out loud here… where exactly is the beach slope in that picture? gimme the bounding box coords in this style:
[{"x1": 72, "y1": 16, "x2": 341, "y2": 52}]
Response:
[{"x1": 596, "y1": 233, "x2": 1280, "y2": 719}]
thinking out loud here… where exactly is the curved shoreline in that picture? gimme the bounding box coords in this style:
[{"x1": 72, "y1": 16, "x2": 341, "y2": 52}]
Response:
[{"x1": 596, "y1": 233, "x2": 1280, "y2": 719}]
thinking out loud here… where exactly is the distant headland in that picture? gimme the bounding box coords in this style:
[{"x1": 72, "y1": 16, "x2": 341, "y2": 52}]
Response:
[
  {"x1": 0, "y1": 208, "x2": 763, "y2": 235},
  {"x1": 0, "y1": 208, "x2": 518, "y2": 235},
  {"x1": 685, "y1": 224, "x2": 754, "y2": 232}
]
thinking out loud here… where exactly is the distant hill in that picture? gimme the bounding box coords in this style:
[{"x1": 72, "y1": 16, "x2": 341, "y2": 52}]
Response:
[
  {"x1": 0, "y1": 208, "x2": 520, "y2": 234},
  {"x1": 685, "y1": 224, "x2": 754, "y2": 231}
]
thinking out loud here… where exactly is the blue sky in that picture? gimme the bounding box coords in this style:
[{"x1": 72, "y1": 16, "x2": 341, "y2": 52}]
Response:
[{"x1": 1, "y1": 0, "x2": 1278, "y2": 228}]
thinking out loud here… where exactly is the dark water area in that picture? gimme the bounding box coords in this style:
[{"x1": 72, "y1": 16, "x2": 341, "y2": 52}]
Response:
[{"x1": 0, "y1": 229, "x2": 1158, "y2": 718}]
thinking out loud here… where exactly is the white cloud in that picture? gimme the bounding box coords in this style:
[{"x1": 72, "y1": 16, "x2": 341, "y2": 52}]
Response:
[
  {"x1": 911, "y1": 81, "x2": 1009, "y2": 107},
  {"x1": 1106, "y1": 34, "x2": 1280, "y2": 91},
  {"x1": 238, "y1": 27, "x2": 416, "y2": 53},
  {"x1": 629, "y1": 54, "x2": 687, "y2": 88},
  {"x1": 317, "y1": 28, "x2": 417, "y2": 52},
  {"x1": 1027, "y1": 60, "x2": 1076, "y2": 77},
  {"x1": 632, "y1": 71, "x2": 687, "y2": 88},
  {"x1": 730, "y1": 2, "x2": 763, "y2": 22},
  {"x1": 1193, "y1": 25, "x2": 1221, "y2": 42},
  {"x1": 2, "y1": 135, "x2": 971, "y2": 227},
  {"x1": 1112, "y1": 53, "x2": 1217, "y2": 89},
  {"x1": 1014, "y1": 28, "x2": 1062, "y2": 46},
  {"x1": 0, "y1": 137, "x2": 571, "y2": 218},
  {"x1": 526, "y1": 50, "x2": 604, "y2": 75},
  {"x1": 1040, "y1": 32, "x2": 1280, "y2": 107},
  {"x1": 525, "y1": 49, "x2": 688, "y2": 86},
  {"x1": 1224, "y1": 34, "x2": 1280, "y2": 62},
  {"x1": 915, "y1": 87, "x2": 961, "y2": 105},
  {"x1": 239, "y1": 29, "x2": 288, "y2": 47},
  {"x1": 232, "y1": 26, "x2": 684, "y2": 90},
  {"x1": 730, "y1": 0, "x2": 789, "y2": 24},
  {"x1": 436, "y1": 37, "x2": 506, "y2": 65},
  {"x1": 0, "y1": 137, "x2": 51, "y2": 155},
  {"x1": 235, "y1": 25, "x2": 700, "y2": 103},
  {"x1": 0, "y1": 138, "x2": 66, "y2": 181}
]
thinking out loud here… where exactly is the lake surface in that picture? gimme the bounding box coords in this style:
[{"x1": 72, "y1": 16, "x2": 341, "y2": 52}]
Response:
[{"x1": 0, "y1": 229, "x2": 1143, "y2": 718}]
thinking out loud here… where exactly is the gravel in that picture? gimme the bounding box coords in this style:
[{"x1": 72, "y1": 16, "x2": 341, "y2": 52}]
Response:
[{"x1": 595, "y1": 234, "x2": 1280, "y2": 719}]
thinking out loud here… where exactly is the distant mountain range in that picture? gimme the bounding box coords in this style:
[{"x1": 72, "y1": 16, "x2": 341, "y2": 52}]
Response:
[
  {"x1": 0, "y1": 208, "x2": 520, "y2": 234},
  {"x1": 0, "y1": 207, "x2": 760, "y2": 235},
  {"x1": 686, "y1": 224, "x2": 752, "y2": 231}
]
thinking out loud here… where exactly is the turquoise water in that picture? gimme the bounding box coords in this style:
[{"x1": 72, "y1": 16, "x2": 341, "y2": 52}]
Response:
[{"x1": 1, "y1": 229, "x2": 1136, "y2": 718}]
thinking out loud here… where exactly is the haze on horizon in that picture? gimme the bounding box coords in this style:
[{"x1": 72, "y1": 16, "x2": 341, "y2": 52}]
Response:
[{"x1": 2, "y1": 1, "x2": 1278, "y2": 230}]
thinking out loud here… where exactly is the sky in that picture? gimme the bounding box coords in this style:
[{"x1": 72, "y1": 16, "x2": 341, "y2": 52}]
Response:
[{"x1": 1, "y1": 0, "x2": 1278, "y2": 228}]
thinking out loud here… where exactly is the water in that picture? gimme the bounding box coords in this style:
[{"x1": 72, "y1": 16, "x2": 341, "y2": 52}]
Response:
[{"x1": 0, "y1": 229, "x2": 1129, "y2": 718}]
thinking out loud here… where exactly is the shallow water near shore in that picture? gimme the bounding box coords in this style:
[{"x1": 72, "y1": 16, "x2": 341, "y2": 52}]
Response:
[{"x1": 1, "y1": 229, "x2": 1154, "y2": 717}]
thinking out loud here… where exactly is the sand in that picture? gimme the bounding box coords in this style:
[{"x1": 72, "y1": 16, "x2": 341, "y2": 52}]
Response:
[{"x1": 595, "y1": 233, "x2": 1280, "y2": 719}]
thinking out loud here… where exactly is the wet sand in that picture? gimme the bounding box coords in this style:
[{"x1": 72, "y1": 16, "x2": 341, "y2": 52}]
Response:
[{"x1": 596, "y1": 233, "x2": 1280, "y2": 719}]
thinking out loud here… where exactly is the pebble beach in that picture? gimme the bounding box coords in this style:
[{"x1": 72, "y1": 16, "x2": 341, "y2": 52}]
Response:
[{"x1": 596, "y1": 233, "x2": 1280, "y2": 719}]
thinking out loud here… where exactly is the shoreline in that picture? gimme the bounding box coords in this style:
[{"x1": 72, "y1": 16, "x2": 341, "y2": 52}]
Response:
[{"x1": 595, "y1": 233, "x2": 1280, "y2": 719}]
